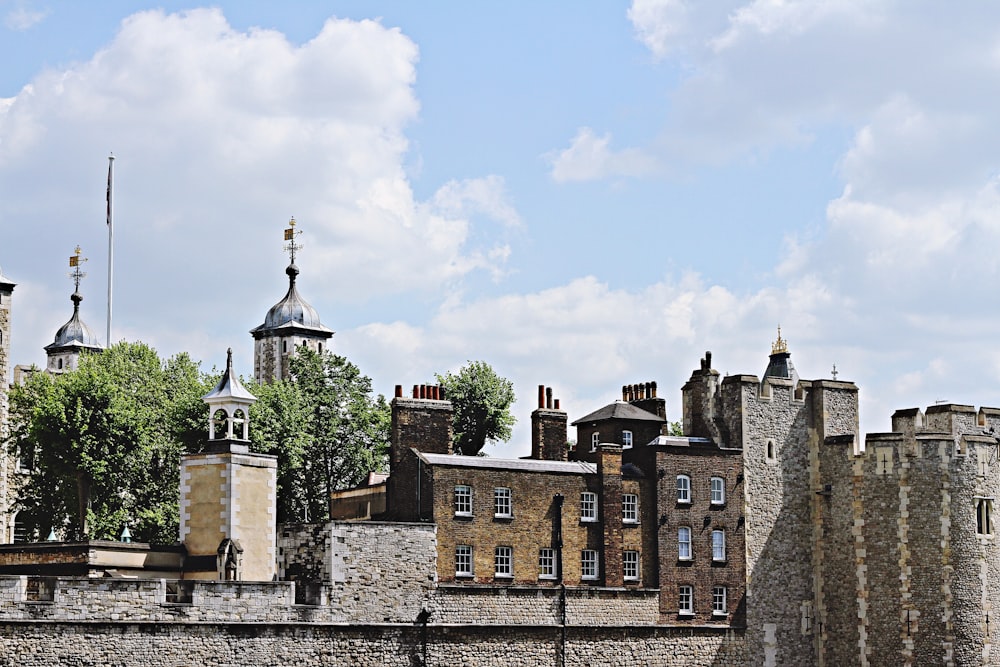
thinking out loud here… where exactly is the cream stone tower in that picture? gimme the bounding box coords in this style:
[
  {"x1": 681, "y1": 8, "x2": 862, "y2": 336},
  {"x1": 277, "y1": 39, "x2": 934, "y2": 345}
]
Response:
[
  {"x1": 179, "y1": 349, "x2": 277, "y2": 581},
  {"x1": 250, "y1": 218, "x2": 333, "y2": 383}
]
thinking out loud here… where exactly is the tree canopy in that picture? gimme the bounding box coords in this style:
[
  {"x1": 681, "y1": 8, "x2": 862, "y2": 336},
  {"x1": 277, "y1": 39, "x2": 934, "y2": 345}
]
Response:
[
  {"x1": 436, "y1": 360, "x2": 516, "y2": 456},
  {"x1": 6, "y1": 342, "x2": 212, "y2": 542},
  {"x1": 250, "y1": 347, "x2": 389, "y2": 523}
]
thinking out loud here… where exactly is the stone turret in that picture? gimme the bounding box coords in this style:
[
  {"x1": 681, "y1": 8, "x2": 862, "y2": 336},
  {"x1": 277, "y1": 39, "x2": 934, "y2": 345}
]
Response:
[
  {"x1": 180, "y1": 349, "x2": 276, "y2": 581},
  {"x1": 250, "y1": 218, "x2": 333, "y2": 383}
]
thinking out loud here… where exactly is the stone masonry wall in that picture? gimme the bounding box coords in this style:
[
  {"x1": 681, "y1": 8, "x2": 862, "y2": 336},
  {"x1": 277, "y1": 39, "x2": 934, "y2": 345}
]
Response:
[
  {"x1": 0, "y1": 622, "x2": 747, "y2": 667},
  {"x1": 736, "y1": 376, "x2": 815, "y2": 667}
]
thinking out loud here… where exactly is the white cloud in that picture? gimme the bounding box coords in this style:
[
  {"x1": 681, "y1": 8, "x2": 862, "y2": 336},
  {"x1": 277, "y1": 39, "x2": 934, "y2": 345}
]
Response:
[
  {"x1": 4, "y1": 4, "x2": 49, "y2": 31},
  {"x1": 0, "y1": 8, "x2": 518, "y2": 372},
  {"x1": 548, "y1": 127, "x2": 656, "y2": 183}
]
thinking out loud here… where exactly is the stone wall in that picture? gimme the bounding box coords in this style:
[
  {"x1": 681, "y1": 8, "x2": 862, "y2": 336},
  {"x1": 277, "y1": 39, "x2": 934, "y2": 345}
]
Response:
[{"x1": 0, "y1": 621, "x2": 748, "y2": 666}]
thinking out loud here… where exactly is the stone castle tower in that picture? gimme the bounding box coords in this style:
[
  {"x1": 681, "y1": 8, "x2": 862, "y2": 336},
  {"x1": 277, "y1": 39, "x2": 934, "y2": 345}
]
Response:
[
  {"x1": 0, "y1": 266, "x2": 15, "y2": 545},
  {"x1": 250, "y1": 218, "x2": 332, "y2": 383},
  {"x1": 44, "y1": 247, "x2": 103, "y2": 374}
]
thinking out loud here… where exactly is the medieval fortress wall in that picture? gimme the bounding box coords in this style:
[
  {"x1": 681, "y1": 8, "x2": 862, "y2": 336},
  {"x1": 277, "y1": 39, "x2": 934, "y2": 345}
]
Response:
[{"x1": 0, "y1": 520, "x2": 747, "y2": 665}]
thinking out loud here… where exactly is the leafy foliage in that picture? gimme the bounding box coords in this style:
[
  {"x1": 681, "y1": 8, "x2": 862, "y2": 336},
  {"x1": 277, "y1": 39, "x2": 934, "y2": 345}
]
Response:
[
  {"x1": 436, "y1": 360, "x2": 516, "y2": 456},
  {"x1": 249, "y1": 347, "x2": 389, "y2": 523},
  {"x1": 6, "y1": 343, "x2": 212, "y2": 542}
]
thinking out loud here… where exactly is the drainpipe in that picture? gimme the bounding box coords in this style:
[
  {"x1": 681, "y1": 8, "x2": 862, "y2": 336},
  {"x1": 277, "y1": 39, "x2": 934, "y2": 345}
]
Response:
[{"x1": 554, "y1": 493, "x2": 566, "y2": 667}]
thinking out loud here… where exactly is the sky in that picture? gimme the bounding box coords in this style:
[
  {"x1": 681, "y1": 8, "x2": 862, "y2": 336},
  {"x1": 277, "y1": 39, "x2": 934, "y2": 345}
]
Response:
[{"x1": 3, "y1": 1, "x2": 1000, "y2": 458}]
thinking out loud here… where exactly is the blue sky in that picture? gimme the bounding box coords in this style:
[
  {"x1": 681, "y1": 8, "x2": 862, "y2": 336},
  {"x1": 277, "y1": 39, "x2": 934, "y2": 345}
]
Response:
[{"x1": 3, "y1": 1, "x2": 1000, "y2": 456}]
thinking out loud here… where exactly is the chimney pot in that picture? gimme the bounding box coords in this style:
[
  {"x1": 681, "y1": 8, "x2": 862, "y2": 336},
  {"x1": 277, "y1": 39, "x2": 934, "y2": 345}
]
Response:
[
  {"x1": 538, "y1": 385, "x2": 546, "y2": 409},
  {"x1": 546, "y1": 387, "x2": 553, "y2": 409},
  {"x1": 395, "y1": 385, "x2": 402, "y2": 398},
  {"x1": 622, "y1": 385, "x2": 628, "y2": 401},
  {"x1": 412, "y1": 385, "x2": 419, "y2": 399},
  {"x1": 554, "y1": 398, "x2": 560, "y2": 410},
  {"x1": 651, "y1": 381, "x2": 657, "y2": 398}
]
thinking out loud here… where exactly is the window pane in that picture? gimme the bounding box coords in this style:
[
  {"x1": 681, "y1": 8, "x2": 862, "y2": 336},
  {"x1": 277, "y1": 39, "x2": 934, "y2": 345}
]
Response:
[
  {"x1": 677, "y1": 476, "x2": 691, "y2": 503},
  {"x1": 622, "y1": 494, "x2": 638, "y2": 523},
  {"x1": 678, "y1": 527, "x2": 691, "y2": 559},
  {"x1": 711, "y1": 477, "x2": 725, "y2": 504},
  {"x1": 456, "y1": 545, "x2": 473, "y2": 576},
  {"x1": 455, "y1": 485, "x2": 472, "y2": 516},
  {"x1": 581, "y1": 492, "x2": 597, "y2": 521},
  {"x1": 539, "y1": 548, "x2": 555, "y2": 578},
  {"x1": 581, "y1": 550, "x2": 598, "y2": 579},
  {"x1": 494, "y1": 488, "x2": 512, "y2": 517},
  {"x1": 712, "y1": 530, "x2": 726, "y2": 561},
  {"x1": 494, "y1": 546, "x2": 512, "y2": 577}
]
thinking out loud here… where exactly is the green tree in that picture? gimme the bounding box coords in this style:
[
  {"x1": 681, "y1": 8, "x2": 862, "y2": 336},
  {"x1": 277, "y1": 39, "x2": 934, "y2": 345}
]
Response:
[
  {"x1": 6, "y1": 343, "x2": 212, "y2": 543},
  {"x1": 250, "y1": 347, "x2": 389, "y2": 523},
  {"x1": 436, "y1": 360, "x2": 516, "y2": 456}
]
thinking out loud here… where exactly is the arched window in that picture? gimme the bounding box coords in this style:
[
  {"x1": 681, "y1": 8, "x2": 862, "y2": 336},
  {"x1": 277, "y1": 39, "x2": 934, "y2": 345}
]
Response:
[
  {"x1": 676, "y1": 475, "x2": 691, "y2": 503},
  {"x1": 766, "y1": 440, "x2": 776, "y2": 462},
  {"x1": 710, "y1": 477, "x2": 725, "y2": 505},
  {"x1": 318, "y1": 342, "x2": 323, "y2": 353},
  {"x1": 212, "y1": 409, "x2": 229, "y2": 440},
  {"x1": 57, "y1": 358, "x2": 63, "y2": 370},
  {"x1": 678, "y1": 526, "x2": 692, "y2": 560},
  {"x1": 712, "y1": 529, "x2": 726, "y2": 561}
]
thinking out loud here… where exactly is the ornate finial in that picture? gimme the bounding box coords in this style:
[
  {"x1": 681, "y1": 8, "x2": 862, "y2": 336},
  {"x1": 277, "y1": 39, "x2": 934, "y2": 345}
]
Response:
[
  {"x1": 68, "y1": 245, "x2": 88, "y2": 293},
  {"x1": 283, "y1": 217, "x2": 302, "y2": 265},
  {"x1": 771, "y1": 325, "x2": 788, "y2": 354},
  {"x1": 226, "y1": 347, "x2": 233, "y2": 371},
  {"x1": 831, "y1": 364, "x2": 838, "y2": 380}
]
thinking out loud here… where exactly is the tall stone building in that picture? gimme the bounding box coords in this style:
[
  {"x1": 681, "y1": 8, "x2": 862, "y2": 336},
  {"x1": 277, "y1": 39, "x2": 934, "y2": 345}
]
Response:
[
  {"x1": 0, "y1": 266, "x2": 15, "y2": 546},
  {"x1": 250, "y1": 218, "x2": 332, "y2": 383}
]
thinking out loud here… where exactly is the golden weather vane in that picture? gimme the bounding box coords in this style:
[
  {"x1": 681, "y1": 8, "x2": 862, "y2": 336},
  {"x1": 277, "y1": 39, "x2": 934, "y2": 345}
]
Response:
[
  {"x1": 283, "y1": 216, "x2": 302, "y2": 264},
  {"x1": 68, "y1": 245, "x2": 88, "y2": 292}
]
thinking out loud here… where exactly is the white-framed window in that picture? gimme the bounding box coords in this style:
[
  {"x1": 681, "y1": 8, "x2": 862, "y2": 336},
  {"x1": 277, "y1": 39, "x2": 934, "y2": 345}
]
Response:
[
  {"x1": 623, "y1": 550, "x2": 639, "y2": 581},
  {"x1": 580, "y1": 492, "x2": 598, "y2": 522},
  {"x1": 622, "y1": 430, "x2": 633, "y2": 448},
  {"x1": 712, "y1": 586, "x2": 728, "y2": 615},
  {"x1": 494, "y1": 546, "x2": 513, "y2": 578},
  {"x1": 455, "y1": 545, "x2": 473, "y2": 576},
  {"x1": 455, "y1": 485, "x2": 473, "y2": 517},
  {"x1": 677, "y1": 475, "x2": 691, "y2": 504},
  {"x1": 679, "y1": 585, "x2": 694, "y2": 615},
  {"x1": 494, "y1": 487, "x2": 512, "y2": 518},
  {"x1": 581, "y1": 550, "x2": 599, "y2": 580},
  {"x1": 539, "y1": 548, "x2": 556, "y2": 580},
  {"x1": 712, "y1": 529, "x2": 726, "y2": 561},
  {"x1": 622, "y1": 494, "x2": 638, "y2": 523},
  {"x1": 678, "y1": 526, "x2": 692, "y2": 560},
  {"x1": 977, "y1": 497, "x2": 994, "y2": 536},
  {"x1": 591, "y1": 432, "x2": 600, "y2": 451},
  {"x1": 710, "y1": 477, "x2": 725, "y2": 505}
]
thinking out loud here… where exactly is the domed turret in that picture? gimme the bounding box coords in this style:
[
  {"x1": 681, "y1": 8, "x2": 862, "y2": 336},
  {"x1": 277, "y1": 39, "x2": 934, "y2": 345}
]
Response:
[
  {"x1": 45, "y1": 247, "x2": 103, "y2": 373},
  {"x1": 250, "y1": 218, "x2": 333, "y2": 383}
]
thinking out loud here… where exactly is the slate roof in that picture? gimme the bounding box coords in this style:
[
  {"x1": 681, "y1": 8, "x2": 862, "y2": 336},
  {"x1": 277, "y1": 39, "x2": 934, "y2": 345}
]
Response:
[
  {"x1": 571, "y1": 401, "x2": 664, "y2": 426},
  {"x1": 416, "y1": 451, "x2": 596, "y2": 475}
]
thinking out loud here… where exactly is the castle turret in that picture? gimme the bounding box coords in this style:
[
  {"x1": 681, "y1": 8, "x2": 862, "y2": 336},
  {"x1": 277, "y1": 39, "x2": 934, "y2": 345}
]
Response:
[
  {"x1": 0, "y1": 265, "x2": 15, "y2": 545},
  {"x1": 44, "y1": 247, "x2": 103, "y2": 374},
  {"x1": 250, "y1": 218, "x2": 333, "y2": 383},
  {"x1": 179, "y1": 348, "x2": 277, "y2": 581},
  {"x1": 761, "y1": 326, "x2": 798, "y2": 386}
]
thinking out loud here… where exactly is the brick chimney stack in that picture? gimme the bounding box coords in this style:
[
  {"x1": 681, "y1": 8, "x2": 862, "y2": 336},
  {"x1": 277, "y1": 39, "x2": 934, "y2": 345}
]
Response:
[
  {"x1": 531, "y1": 385, "x2": 568, "y2": 461},
  {"x1": 624, "y1": 380, "x2": 666, "y2": 420},
  {"x1": 597, "y1": 443, "x2": 624, "y2": 587},
  {"x1": 388, "y1": 383, "x2": 453, "y2": 521}
]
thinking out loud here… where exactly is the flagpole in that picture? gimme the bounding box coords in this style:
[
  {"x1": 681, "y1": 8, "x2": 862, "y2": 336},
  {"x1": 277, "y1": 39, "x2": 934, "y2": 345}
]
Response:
[{"x1": 106, "y1": 154, "x2": 114, "y2": 348}]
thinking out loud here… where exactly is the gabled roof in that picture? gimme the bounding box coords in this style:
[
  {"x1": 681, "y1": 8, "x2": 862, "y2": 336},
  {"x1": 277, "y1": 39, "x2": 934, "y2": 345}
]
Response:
[{"x1": 571, "y1": 401, "x2": 664, "y2": 426}]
